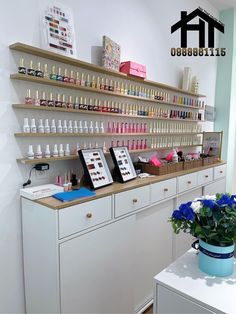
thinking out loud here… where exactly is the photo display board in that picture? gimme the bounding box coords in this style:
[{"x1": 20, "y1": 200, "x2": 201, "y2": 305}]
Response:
[
  {"x1": 202, "y1": 131, "x2": 223, "y2": 158},
  {"x1": 79, "y1": 148, "x2": 113, "y2": 189},
  {"x1": 110, "y1": 147, "x2": 137, "y2": 183}
]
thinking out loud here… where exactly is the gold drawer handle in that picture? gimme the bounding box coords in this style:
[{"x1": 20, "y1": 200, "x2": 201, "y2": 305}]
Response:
[
  {"x1": 133, "y1": 198, "x2": 138, "y2": 203},
  {"x1": 86, "y1": 213, "x2": 93, "y2": 219},
  {"x1": 205, "y1": 175, "x2": 209, "y2": 178},
  {"x1": 164, "y1": 188, "x2": 168, "y2": 192},
  {"x1": 187, "y1": 181, "x2": 192, "y2": 184}
]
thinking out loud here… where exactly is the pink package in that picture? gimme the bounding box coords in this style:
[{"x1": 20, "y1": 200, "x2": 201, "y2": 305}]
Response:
[
  {"x1": 166, "y1": 151, "x2": 174, "y2": 161},
  {"x1": 149, "y1": 155, "x2": 162, "y2": 167},
  {"x1": 119, "y1": 61, "x2": 146, "y2": 79}
]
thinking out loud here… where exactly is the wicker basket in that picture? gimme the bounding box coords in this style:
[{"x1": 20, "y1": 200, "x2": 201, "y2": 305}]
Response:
[
  {"x1": 137, "y1": 162, "x2": 183, "y2": 176},
  {"x1": 202, "y1": 156, "x2": 219, "y2": 166}
]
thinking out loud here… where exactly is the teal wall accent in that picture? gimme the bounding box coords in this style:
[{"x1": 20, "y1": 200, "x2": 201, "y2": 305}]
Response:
[{"x1": 215, "y1": 9, "x2": 236, "y2": 193}]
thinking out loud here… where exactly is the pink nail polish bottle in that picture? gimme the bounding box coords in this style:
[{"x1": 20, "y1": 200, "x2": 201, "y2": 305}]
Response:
[
  {"x1": 112, "y1": 122, "x2": 116, "y2": 133},
  {"x1": 121, "y1": 122, "x2": 124, "y2": 133},
  {"x1": 117, "y1": 140, "x2": 120, "y2": 147},
  {"x1": 122, "y1": 140, "x2": 125, "y2": 146},
  {"x1": 140, "y1": 139, "x2": 143, "y2": 149},
  {"x1": 132, "y1": 123, "x2": 135, "y2": 133},
  {"x1": 136, "y1": 123, "x2": 139, "y2": 133},
  {"x1": 111, "y1": 140, "x2": 114, "y2": 147},
  {"x1": 144, "y1": 123, "x2": 147, "y2": 133},
  {"x1": 131, "y1": 139, "x2": 135, "y2": 150},
  {"x1": 116, "y1": 122, "x2": 121, "y2": 133},
  {"x1": 140, "y1": 123, "x2": 143, "y2": 133},
  {"x1": 144, "y1": 139, "x2": 147, "y2": 149},
  {"x1": 128, "y1": 122, "x2": 132, "y2": 133},
  {"x1": 136, "y1": 139, "x2": 139, "y2": 150},
  {"x1": 127, "y1": 140, "x2": 131, "y2": 150},
  {"x1": 107, "y1": 122, "x2": 111, "y2": 133},
  {"x1": 125, "y1": 123, "x2": 128, "y2": 133}
]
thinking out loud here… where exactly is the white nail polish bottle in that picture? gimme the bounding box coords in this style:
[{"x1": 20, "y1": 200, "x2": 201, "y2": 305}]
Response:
[
  {"x1": 89, "y1": 142, "x2": 92, "y2": 149},
  {"x1": 95, "y1": 141, "x2": 98, "y2": 148},
  {"x1": 53, "y1": 144, "x2": 59, "y2": 157},
  {"x1": 44, "y1": 119, "x2": 50, "y2": 133},
  {"x1": 23, "y1": 118, "x2": 30, "y2": 133},
  {"x1": 65, "y1": 144, "x2": 70, "y2": 156},
  {"x1": 51, "y1": 119, "x2": 57, "y2": 133},
  {"x1": 36, "y1": 144, "x2": 42, "y2": 159},
  {"x1": 59, "y1": 144, "x2": 64, "y2": 157},
  {"x1": 73, "y1": 121, "x2": 78, "y2": 133},
  {"x1": 27, "y1": 145, "x2": 34, "y2": 159},
  {"x1": 38, "y1": 119, "x2": 45, "y2": 133},
  {"x1": 45, "y1": 144, "x2": 51, "y2": 158},
  {"x1": 100, "y1": 122, "x2": 104, "y2": 133},
  {"x1": 83, "y1": 121, "x2": 88, "y2": 133},
  {"x1": 30, "y1": 118, "x2": 37, "y2": 133},
  {"x1": 83, "y1": 141, "x2": 87, "y2": 149},
  {"x1": 94, "y1": 121, "x2": 99, "y2": 133},
  {"x1": 103, "y1": 141, "x2": 107, "y2": 153},
  {"x1": 57, "y1": 120, "x2": 63, "y2": 133},
  {"x1": 68, "y1": 120, "x2": 73, "y2": 133},
  {"x1": 63, "y1": 120, "x2": 68, "y2": 133},
  {"x1": 89, "y1": 121, "x2": 94, "y2": 133},
  {"x1": 78, "y1": 121, "x2": 83, "y2": 133},
  {"x1": 76, "y1": 143, "x2": 80, "y2": 155}
]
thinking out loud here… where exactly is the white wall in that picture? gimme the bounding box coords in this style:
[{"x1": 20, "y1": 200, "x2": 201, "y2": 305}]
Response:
[{"x1": 0, "y1": 0, "x2": 218, "y2": 312}]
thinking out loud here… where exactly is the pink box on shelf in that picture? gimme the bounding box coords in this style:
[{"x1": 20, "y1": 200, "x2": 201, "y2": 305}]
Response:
[{"x1": 119, "y1": 61, "x2": 146, "y2": 79}]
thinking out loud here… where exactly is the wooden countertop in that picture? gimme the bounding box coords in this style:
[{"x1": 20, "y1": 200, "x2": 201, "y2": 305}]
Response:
[{"x1": 35, "y1": 161, "x2": 226, "y2": 210}]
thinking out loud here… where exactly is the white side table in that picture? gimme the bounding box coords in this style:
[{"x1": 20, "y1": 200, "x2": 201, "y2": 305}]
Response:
[{"x1": 154, "y1": 249, "x2": 236, "y2": 314}]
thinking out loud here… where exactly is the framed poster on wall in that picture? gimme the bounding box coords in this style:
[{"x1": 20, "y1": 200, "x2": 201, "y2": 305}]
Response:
[{"x1": 202, "y1": 131, "x2": 223, "y2": 159}]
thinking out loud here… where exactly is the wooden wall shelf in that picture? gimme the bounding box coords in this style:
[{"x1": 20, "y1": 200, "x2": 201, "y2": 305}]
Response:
[{"x1": 10, "y1": 42, "x2": 206, "y2": 97}]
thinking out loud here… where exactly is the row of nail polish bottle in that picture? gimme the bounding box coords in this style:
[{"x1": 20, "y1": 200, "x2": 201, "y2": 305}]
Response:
[
  {"x1": 27, "y1": 143, "x2": 72, "y2": 159},
  {"x1": 110, "y1": 139, "x2": 148, "y2": 150},
  {"x1": 107, "y1": 122, "x2": 148, "y2": 134}
]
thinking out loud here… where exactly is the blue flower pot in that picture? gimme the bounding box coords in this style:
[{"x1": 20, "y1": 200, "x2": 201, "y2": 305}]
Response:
[{"x1": 198, "y1": 239, "x2": 234, "y2": 277}]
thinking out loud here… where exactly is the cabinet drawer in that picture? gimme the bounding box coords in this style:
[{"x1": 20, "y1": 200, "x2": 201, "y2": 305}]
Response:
[
  {"x1": 115, "y1": 186, "x2": 150, "y2": 217},
  {"x1": 151, "y1": 178, "x2": 177, "y2": 203},
  {"x1": 58, "y1": 196, "x2": 112, "y2": 238},
  {"x1": 214, "y1": 164, "x2": 226, "y2": 180},
  {"x1": 197, "y1": 168, "x2": 213, "y2": 186},
  {"x1": 178, "y1": 173, "x2": 198, "y2": 193}
]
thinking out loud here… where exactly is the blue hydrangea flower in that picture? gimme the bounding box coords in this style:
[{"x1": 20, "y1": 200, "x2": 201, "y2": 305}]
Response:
[
  {"x1": 217, "y1": 194, "x2": 231, "y2": 206},
  {"x1": 202, "y1": 199, "x2": 216, "y2": 209},
  {"x1": 172, "y1": 210, "x2": 182, "y2": 220}
]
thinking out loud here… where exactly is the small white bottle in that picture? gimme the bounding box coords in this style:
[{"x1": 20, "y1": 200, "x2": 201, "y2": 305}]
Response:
[
  {"x1": 94, "y1": 121, "x2": 99, "y2": 133},
  {"x1": 65, "y1": 144, "x2": 70, "y2": 156},
  {"x1": 103, "y1": 141, "x2": 107, "y2": 153},
  {"x1": 27, "y1": 145, "x2": 34, "y2": 159},
  {"x1": 172, "y1": 149, "x2": 178, "y2": 163},
  {"x1": 73, "y1": 121, "x2": 78, "y2": 133},
  {"x1": 23, "y1": 118, "x2": 30, "y2": 133},
  {"x1": 53, "y1": 144, "x2": 59, "y2": 157},
  {"x1": 36, "y1": 144, "x2": 42, "y2": 159},
  {"x1": 59, "y1": 144, "x2": 64, "y2": 157},
  {"x1": 44, "y1": 119, "x2": 50, "y2": 133},
  {"x1": 78, "y1": 121, "x2": 83, "y2": 133},
  {"x1": 149, "y1": 123, "x2": 153, "y2": 133},
  {"x1": 76, "y1": 143, "x2": 80, "y2": 155},
  {"x1": 68, "y1": 120, "x2": 73, "y2": 133},
  {"x1": 38, "y1": 119, "x2": 45, "y2": 133},
  {"x1": 50, "y1": 119, "x2": 57, "y2": 133},
  {"x1": 100, "y1": 122, "x2": 105, "y2": 133},
  {"x1": 57, "y1": 120, "x2": 63, "y2": 133},
  {"x1": 63, "y1": 120, "x2": 68, "y2": 133},
  {"x1": 88, "y1": 142, "x2": 92, "y2": 149},
  {"x1": 45, "y1": 144, "x2": 51, "y2": 158},
  {"x1": 95, "y1": 141, "x2": 98, "y2": 148},
  {"x1": 83, "y1": 121, "x2": 88, "y2": 133},
  {"x1": 30, "y1": 118, "x2": 37, "y2": 133},
  {"x1": 89, "y1": 121, "x2": 94, "y2": 133},
  {"x1": 83, "y1": 141, "x2": 87, "y2": 149}
]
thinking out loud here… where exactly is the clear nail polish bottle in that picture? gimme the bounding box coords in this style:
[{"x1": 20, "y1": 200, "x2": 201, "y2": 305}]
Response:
[
  {"x1": 27, "y1": 60, "x2": 35, "y2": 76},
  {"x1": 34, "y1": 90, "x2": 40, "y2": 106},
  {"x1": 18, "y1": 58, "x2": 26, "y2": 74},
  {"x1": 40, "y1": 91, "x2": 48, "y2": 106},
  {"x1": 50, "y1": 65, "x2": 57, "y2": 80},
  {"x1": 63, "y1": 68, "x2": 69, "y2": 83},
  {"x1": 25, "y1": 89, "x2": 33, "y2": 105},
  {"x1": 48, "y1": 92, "x2": 55, "y2": 107},
  {"x1": 44, "y1": 64, "x2": 49, "y2": 79},
  {"x1": 36, "y1": 62, "x2": 43, "y2": 78}
]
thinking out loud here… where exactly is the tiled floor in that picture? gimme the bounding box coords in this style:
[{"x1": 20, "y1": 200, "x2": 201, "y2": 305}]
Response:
[{"x1": 143, "y1": 305, "x2": 153, "y2": 314}]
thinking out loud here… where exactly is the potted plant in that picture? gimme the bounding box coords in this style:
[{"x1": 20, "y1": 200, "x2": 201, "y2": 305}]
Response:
[{"x1": 170, "y1": 193, "x2": 236, "y2": 276}]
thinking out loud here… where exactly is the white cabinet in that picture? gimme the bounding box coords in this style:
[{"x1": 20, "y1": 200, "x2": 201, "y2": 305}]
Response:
[
  {"x1": 214, "y1": 164, "x2": 226, "y2": 180},
  {"x1": 204, "y1": 178, "x2": 226, "y2": 195},
  {"x1": 150, "y1": 178, "x2": 176, "y2": 203},
  {"x1": 133, "y1": 200, "x2": 173, "y2": 312},
  {"x1": 60, "y1": 216, "x2": 135, "y2": 314},
  {"x1": 197, "y1": 168, "x2": 213, "y2": 186},
  {"x1": 178, "y1": 172, "x2": 198, "y2": 193}
]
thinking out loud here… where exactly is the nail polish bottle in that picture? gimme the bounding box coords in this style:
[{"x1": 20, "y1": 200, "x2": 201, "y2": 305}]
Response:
[
  {"x1": 53, "y1": 144, "x2": 59, "y2": 157},
  {"x1": 48, "y1": 92, "x2": 55, "y2": 107},
  {"x1": 104, "y1": 78, "x2": 109, "y2": 91},
  {"x1": 27, "y1": 60, "x2": 35, "y2": 76},
  {"x1": 103, "y1": 141, "x2": 107, "y2": 153},
  {"x1": 30, "y1": 118, "x2": 37, "y2": 133},
  {"x1": 117, "y1": 82, "x2": 121, "y2": 93},
  {"x1": 44, "y1": 119, "x2": 50, "y2": 133},
  {"x1": 63, "y1": 120, "x2": 68, "y2": 133},
  {"x1": 89, "y1": 121, "x2": 94, "y2": 133},
  {"x1": 111, "y1": 140, "x2": 114, "y2": 148},
  {"x1": 67, "y1": 96, "x2": 74, "y2": 109},
  {"x1": 131, "y1": 140, "x2": 135, "y2": 150},
  {"x1": 125, "y1": 83, "x2": 129, "y2": 95},
  {"x1": 116, "y1": 140, "x2": 120, "y2": 147},
  {"x1": 69, "y1": 70, "x2": 75, "y2": 84},
  {"x1": 50, "y1": 119, "x2": 56, "y2": 133},
  {"x1": 38, "y1": 119, "x2": 45, "y2": 133},
  {"x1": 34, "y1": 90, "x2": 40, "y2": 106},
  {"x1": 94, "y1": 121, "x2": 99, "y2": 133},
  {"x1": 102, "y1": 100, "x2": 107, "y2": 112},
  {"x1": 107, "y1": 122, "x2": 111, "y2": 133},
  {"x1": 25, "y1": 89, "x2": 33, "y2": 105},
  {"x1": 76, "y1": 71, "x2": 80, "y2": 85},
  {"x1": 144, "y1": 139, "x2": 147, "y2": 149},
  {"x1": 116, "y1": 122, "x2": 121, "y2": 133},
  {"x1": 78, "y1": 121, "x2": 83, "y2": 133},
  {"x1": 61, "y1": 94, "x2": 67, "y2": 108},
  {"x1": 88, "y1": 98, "x2": 94, "y2": 111},
  {"x1": 56, "y1": 67, "x2": 63, "y2": 81},
  {"x1": 109, "y1": 80, "x2": 114, "y2": 92},
  {"x1": 93, "y1": 99, "x2": 100, "y2": 112},
  {"x1": 91, "y1": 75, "x2": 96, "y2": 88},
  {"x1": 140, "y1": 139, "x2": 143, "y2": 149},
  {"x1": 63, "y1": 69, "x2": 69, "y2": 83},
  {"x1": 126, "y1": 140, "x2": 130, "y2": 150},
  {"x1": 83, "y1": 121, "x2": 88, "y2": 133},
  {"x1": 100, "y1": 78, "x2": 105, "y2": 90},
  {"x1": 44, "y1": 64, "x2": 49, "y2": 79},
  {"x1": 40, "y1": 91, "x2": 48, "y2": 106},
  {"x1": 74, "y1": 96, "x2": 79, "y2": 109},
  {"x1": 78, "y1": 97, "x2": 84, "y2": 110},
  {"x1": 18, "y1": 58, "x2": 26, "y2": 74},
  {"x1": 23, "y1": 118, "x2": 30, "y2": 133},
  {"x1": 95, "y1": 76, "x2": 100, "y2": 89},
  {"x1": 36, "y1": 145, "x2": 42, "y2": 159},
  {"x1": 50, "y1": 65, "x2": 57, "y2": 80},
  {"x1": 85, "y1": 74, "x2": 90, "y2": 87},
  {"x1": 88, "y1": 142, "x2": 92, "y2": 149},
  {"x1": 73, "y1": 120, "x2": 78, "y2": 133},
  {"x1": 136, "y1": 140, "x2": 139, "y2": 150},
  {"x1": 114, "y1": 102, "x2": 119, "y2": 114},
  {"x1": 80, "y1": 73, "x2": 85, "y2": 86},
  {"x1": 83, "y1": 97, "x2": 88, "y2": 110},
  {"x1": 59, "y1": 144, "x2": 64, "y2": 157},
  {"x1": 35, "y1": 62, "x2": 43, "y2": 78},
  {"x1": 107, "y1": 100, "x2": 111, "y2": 112},
  {"x1": 68, "y1": 120, "x2": 73, "y2": 133},
  {"x1": 45, "y1": 145, "x2": 51, "y2": 158},
  {"x1": 132, "y1": 122, "x2": 136, "y2": 133},
  {"x1": 76, "y1": 143, "x2": 80, "y2": 155},
  {"x1": 95, "y1": 141, "x2": 98, "y2": 148},
  {"x1": 112, "y1": 122, "x2": 116, "y2": 133},
  {"x1": 55, "y1": 94, "x2": 62, "y2": 107},
  {"x1": 27, "y1": 145, "x2": 34, "y2": 159},
  {"x1": 57, "y1": 120, "x2": 63, "y2": 133}
]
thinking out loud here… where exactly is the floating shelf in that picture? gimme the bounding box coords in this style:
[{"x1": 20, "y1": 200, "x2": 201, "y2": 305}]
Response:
[
  {"x1": 12, "y1": 105, "x2": 203, "y2": 123},
  {"x1": 17, "y1": 145, "x2": 203, "y2": 164},
  {"x1": 10, "y1": 42, "x2": 206, "y2": 97},
  {"x1": 10, "y1": 74, "x2": 205, "y2": 109}
]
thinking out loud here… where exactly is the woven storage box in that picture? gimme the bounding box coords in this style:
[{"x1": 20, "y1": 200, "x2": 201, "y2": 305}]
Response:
[
  {"x1": 137, "y1": 162, "x2": 183, "y2": 176},
  {"x1": 202, "y1": 156, "x2": 219, "y2": 166},
  {"x1": 183, "y1": 161, "x2": 194, "y2": 170},
  {"x1": 192, "y1": 159, "x2": 203, "y2": 168}
]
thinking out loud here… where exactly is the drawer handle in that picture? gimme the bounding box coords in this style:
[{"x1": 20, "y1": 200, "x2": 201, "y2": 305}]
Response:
[
  {"x1": 205, "y1": 175, "x2": 209, "y2": 178},
  {"x1": 187, "y1": 181, "x2": 192, "y2": 184},
  {"x1": 133, "y1": 198, "x2": 138, "y2": 203},
  {"x1": 164, "y1": 188, "x2": 168, "y2": 192},
  {"x1": 220, "y1": 171, "x2": 223, "y2": 174},
  {"x1": 86, "y1": 213, "x2": 93, "y2": 219}
]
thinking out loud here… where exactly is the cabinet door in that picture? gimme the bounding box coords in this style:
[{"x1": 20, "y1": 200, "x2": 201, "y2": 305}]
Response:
[
  {"x1": 133, "y1": 200, "x2": 173, "y2": 312},
  {"x1": 60, "y1": 216, "x2": 135, "y2": 314},
  {"x1": 204, "y1": 179, "x2": 226, "y2": 195},
  {"x1": 173, "y1": 188, "x2": 202, "y2": 260}
]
